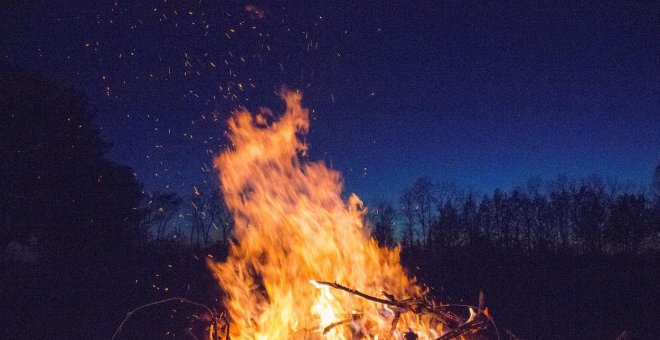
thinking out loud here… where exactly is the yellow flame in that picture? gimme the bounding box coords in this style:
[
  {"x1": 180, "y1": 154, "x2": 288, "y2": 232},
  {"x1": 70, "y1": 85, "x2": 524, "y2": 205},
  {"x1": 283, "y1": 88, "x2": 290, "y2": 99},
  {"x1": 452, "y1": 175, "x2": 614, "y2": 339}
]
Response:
[{"x1": 208, "y1": 91, "x2": 438, "y2": 339}]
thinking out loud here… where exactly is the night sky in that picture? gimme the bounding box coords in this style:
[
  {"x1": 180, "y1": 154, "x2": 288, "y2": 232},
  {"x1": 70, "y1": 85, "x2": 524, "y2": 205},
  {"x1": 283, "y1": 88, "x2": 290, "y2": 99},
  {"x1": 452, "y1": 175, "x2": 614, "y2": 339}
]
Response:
[{"x1": 2, "y1": 1, "x2": 658, "y2": 203}]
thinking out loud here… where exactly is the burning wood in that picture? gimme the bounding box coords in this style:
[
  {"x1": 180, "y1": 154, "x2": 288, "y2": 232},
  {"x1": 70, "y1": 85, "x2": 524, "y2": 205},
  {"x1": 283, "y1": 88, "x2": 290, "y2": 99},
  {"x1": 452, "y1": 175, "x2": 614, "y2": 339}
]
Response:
[
  {"x1": 311, "y1": 281, "x2": 492, "y2": 339},
  {"x1": 205, "y1": 281, "x2": 493, "y2": 339},
  {"x1": 201, "y1": 91, "x2": 497, "y2": 339}
]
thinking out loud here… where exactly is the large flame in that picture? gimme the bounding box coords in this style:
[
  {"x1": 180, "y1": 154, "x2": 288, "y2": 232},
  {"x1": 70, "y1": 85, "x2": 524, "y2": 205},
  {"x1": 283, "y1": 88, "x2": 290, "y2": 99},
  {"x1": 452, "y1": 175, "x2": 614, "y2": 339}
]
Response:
[{"x1": 208, "y1": 91, "x2": 439, "y2": 339}]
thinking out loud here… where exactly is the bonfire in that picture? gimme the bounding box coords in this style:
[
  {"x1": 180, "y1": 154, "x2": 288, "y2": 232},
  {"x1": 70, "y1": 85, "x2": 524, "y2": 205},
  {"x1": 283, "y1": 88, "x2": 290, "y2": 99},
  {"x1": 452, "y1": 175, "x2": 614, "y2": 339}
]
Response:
[{"x1": 205, "y1": 91, "x2": 493, "y2": 339}]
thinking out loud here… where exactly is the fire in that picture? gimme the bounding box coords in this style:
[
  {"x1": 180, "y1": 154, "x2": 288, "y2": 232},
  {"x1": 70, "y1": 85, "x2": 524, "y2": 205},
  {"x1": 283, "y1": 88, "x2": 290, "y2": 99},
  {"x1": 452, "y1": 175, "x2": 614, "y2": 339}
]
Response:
[{"x1": 207, "y1": 91, "x2": 440, "y2": 338}]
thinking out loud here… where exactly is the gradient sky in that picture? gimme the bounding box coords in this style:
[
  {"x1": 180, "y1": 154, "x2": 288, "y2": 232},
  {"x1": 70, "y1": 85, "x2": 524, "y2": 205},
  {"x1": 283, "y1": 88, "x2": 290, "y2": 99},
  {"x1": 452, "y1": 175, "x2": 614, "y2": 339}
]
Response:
[{"x1": 2, "y1": 1, "x2": 658, "y2": 203}]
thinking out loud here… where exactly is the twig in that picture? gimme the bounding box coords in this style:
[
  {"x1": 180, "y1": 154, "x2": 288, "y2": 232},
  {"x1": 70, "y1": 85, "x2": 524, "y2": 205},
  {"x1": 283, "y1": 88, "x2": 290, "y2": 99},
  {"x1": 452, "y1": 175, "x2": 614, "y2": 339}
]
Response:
[
  {"x1": 322, "y1": 313, "x2": 363, "y2": 335},
  {"x1": 390, "y1": 311, "x2": 402, "y2": 333},
  {"x1": 440, "y1": 303, "x2": 502, "y2": 340},
  {"x1": 212, "y1": 313, "x2": 219, "y2": 340},
  {"x1": 323, "y1": 319, "x2": 352, "y2": 334},
  {"x1": 111, "y1": 297, "x2": 219, "y2": 340},
  {"x1": 313, "y1": 280, "x2": 503, "y2": 340},
  {"x1": 435, "y1": 318, "x2": 488, "y2": 340},
  {"x1": 222, "y1": 312, "x2": 231, "y2": 340},
  {"x1": 314, "y1": 281, "x2": 407, "y2": 307},
  {"x1": 314, "y1": 281, "x2": 463, "y2": 327}
]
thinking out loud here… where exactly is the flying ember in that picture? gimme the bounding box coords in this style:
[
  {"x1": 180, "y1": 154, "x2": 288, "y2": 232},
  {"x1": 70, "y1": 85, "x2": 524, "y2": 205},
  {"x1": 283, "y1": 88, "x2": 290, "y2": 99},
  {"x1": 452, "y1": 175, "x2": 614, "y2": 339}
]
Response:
[{"x1": 207, "y1": 91, "x2": 478, "y2": 339}]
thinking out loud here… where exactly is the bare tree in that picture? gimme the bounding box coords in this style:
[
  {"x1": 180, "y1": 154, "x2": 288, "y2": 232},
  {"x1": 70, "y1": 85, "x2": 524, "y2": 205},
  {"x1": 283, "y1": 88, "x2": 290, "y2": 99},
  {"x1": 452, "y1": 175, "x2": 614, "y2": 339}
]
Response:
[
  {"x1": 399, "y1": 188, "x2": 417, "y2": 249},
  {"x1": 461, "y1": 193, "x2": 479, "y2": 246},
  {"x1": 436, "y1": 200, "x2": 460, "y2": 248},
  {"x1": 548, "y1": 176, "x2": 576, "y2": 250},
  {"x1": 652, "y1": 164, "x2": 660, "y2": 234},
  {"x1": 410, "y1": 177, "x2": 436, "y2": 248},
  {"x1": 607, "y1": 194, "x2": 650, "y2": 253},
  {"x1": 477, "y1": 194, "x2": 495, "y2": 240},
  {"x1": 653, "y1": 164, "x2": 660, "y2": 201},
  {"x1": 214, "y1": 190, "x2": 234, "y2": 248},
  {"x1": 145, "y1": 191, "x2": 182, "y2": 241},
  {"x1": 492, "y1": 189, "x2": 508, "y2": 248},
  {"x1": 370, "y1": 200, "x2": 396, "y2": 247},
  {"x1": 204, "y1": 188, "x2": 233, "y2": 248},
  {"x1": 187, "y1": 186, "x2": 233, "y2": 248},
  {"x1": 573, "y1": 177, "x2": 608, "y2": 254}
]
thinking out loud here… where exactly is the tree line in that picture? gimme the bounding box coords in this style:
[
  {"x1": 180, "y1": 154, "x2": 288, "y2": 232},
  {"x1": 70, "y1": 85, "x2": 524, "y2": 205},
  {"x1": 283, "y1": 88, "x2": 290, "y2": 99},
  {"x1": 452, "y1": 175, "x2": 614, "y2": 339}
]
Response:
[
  {"x1": 371, "y1": 174, "x2": 660, "y2": 255},
  {"x1": 140, "y1": 186, "x2": 233, "y2": 249},
  {"x1": 141, "y1": 170, "x2": 660, "y2": 257}
]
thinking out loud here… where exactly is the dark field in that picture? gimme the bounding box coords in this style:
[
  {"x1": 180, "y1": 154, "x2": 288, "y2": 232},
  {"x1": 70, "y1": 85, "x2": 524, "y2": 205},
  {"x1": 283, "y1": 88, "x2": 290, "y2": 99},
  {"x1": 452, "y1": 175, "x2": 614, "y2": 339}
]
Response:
[
  {"x1": 3, "y1": 244, "x2": 659, "y2": 339},
  {"x1": 406, "y1": 250, "x2": 660, "y2": 339}
]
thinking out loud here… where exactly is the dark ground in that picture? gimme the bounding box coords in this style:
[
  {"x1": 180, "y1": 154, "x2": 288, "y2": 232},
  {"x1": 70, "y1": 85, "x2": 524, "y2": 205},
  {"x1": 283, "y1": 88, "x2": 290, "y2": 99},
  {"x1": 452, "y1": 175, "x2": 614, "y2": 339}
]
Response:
[
  {"x1": 405, "y1": 250, "x2": 660, "y2": 339},
  {"x1": 4, "y1": 244, "x2": 658, "y2": 339}
]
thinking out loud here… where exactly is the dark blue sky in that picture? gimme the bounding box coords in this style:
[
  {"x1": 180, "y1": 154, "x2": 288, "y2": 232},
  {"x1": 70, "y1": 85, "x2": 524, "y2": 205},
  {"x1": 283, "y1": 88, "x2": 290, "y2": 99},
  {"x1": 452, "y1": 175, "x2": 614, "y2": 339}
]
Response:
[{"x1": 2, "y1": 1, "x2": 658, "y2": 203}]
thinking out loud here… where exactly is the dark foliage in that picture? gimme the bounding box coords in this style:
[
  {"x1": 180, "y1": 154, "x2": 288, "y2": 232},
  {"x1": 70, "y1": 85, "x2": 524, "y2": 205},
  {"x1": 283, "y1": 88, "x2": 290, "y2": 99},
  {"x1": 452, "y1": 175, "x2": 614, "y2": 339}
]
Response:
[{"x1": 0, "y1": 68, "x2": 146, "y2": 339}]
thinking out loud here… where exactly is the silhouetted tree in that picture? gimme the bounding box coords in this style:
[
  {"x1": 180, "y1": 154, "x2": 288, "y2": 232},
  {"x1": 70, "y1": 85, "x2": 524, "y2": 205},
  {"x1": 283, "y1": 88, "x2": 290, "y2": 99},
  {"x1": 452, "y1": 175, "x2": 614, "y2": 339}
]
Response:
[
  {"x1": 477, "y1": 194, "x2": 495, "y2": 240},
  {"x1": 508, "y1": 189, "x2": 528, "y2": 251},
  {"x1": 653, "y1": 164, "x2": 660, "y2": 202},
  {"x1": 492, "y1": 189, "x2": 512, "y2": 249},
  {"x1": 461, "y1": 193, "x2": 479, "y2": 246},
  {"x1": 573, "y1": 178, "x2": 608, "y2": 254},
  {"x1": 144, "y1": 191, "x2": 182, "y2": 241},
  {"x1": 212, "y1": 189, "x2": 234, "y2": 248},
  {"x1": 200, "y1": 188, "x2": 232, "y2": 247},
  {"x1": 0, "y1": 67, "x2": 145, "y2": 338},
  {"x1": 1, "y1": 68, "x2": 144, "y2": 251},
  {"x1": 606, "y1": 194, "x2": 649, "y2": 253},
  {"x1": 189, "y1": 188, "x2": 207, "y2": 247},
  {"x1": 409, "y1": 177, "x2": 436, "y2": 248},
  {"x1": 399, "y1": 188, "x2": 417, "y2": 248},
  {"x1": 434, "y1": 201, "x2": 460, "y2": 248},
  {"x1": 652, "y1": 164, "x2": 660, "y2": 233},
  {"x1": 371, "y1": 200, "x2": 396, "y2": 247},
  {"x1": 187, "y1": 186, "x2": 232, "y2": 247},
  {"x1": 548, "y1": 177, "x2": 575, "y2": 250},
  {"x1": 533, "y1": 194, "x2": 552, "y2": 252}
]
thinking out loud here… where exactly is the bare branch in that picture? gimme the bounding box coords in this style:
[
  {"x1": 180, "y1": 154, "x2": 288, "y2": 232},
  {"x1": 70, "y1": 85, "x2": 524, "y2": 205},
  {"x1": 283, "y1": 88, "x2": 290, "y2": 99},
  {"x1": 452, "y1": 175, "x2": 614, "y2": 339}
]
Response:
[{"x1": 111, "y1": 297, "x2": 221, "y2": 340}]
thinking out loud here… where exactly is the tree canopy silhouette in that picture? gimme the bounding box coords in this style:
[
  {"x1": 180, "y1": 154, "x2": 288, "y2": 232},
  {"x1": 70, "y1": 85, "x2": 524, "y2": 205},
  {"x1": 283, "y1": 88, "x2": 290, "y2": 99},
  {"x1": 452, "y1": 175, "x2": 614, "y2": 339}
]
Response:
[{"x1": 1, "y1": 66, "x2": 146, "y2": 338}]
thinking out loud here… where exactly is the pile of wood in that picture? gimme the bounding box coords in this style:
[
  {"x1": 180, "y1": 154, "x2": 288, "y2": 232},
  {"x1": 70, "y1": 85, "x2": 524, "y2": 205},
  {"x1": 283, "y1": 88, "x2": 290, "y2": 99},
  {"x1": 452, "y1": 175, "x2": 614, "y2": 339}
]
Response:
[{"x1": 211, "y1": 281, "x2": 498, "y2": 340}]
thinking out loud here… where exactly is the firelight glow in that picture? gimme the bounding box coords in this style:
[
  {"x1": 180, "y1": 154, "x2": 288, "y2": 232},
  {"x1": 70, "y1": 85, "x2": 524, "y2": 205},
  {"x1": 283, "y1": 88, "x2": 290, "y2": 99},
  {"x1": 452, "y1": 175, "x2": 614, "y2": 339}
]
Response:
[{"x1": 207, "y1": 91, "x2": 441, "y2": 339}]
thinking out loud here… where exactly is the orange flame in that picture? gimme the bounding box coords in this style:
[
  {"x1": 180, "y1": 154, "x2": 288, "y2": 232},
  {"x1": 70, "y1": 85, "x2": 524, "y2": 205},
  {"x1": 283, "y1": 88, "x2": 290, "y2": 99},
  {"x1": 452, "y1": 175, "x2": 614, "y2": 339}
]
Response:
[{"x1": 208, "y1": 91, "x2": 438, "y2": 338}]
